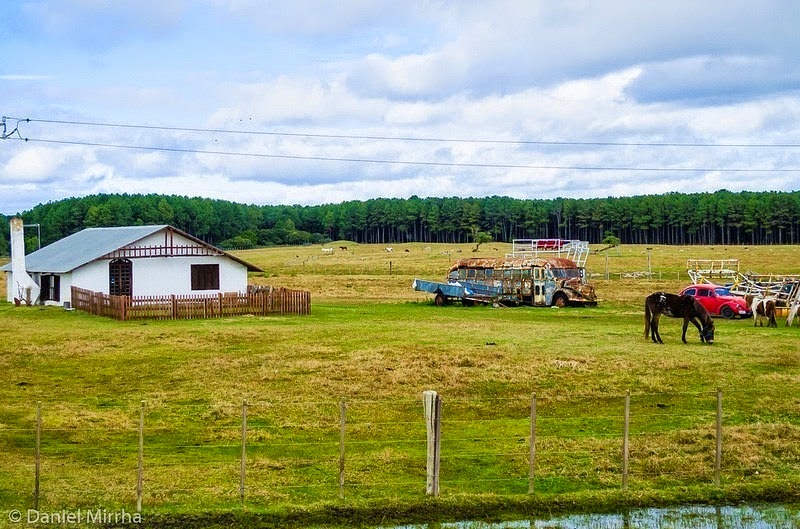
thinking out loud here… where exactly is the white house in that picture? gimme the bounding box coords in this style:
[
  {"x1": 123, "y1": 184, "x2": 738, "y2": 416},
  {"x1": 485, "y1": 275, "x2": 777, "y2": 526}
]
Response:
[{"x1": 2, "y1": 223, "x2": 263, "y2": 306}]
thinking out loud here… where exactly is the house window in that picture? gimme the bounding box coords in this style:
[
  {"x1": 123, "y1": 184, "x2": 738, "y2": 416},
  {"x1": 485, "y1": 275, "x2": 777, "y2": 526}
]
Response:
[
  {"x1": 191, "y1": 264, "x2": 220, "y2": 290},
  {"x1": 109, "y1": 259, "x2": 133, "y2": 296},
  {"x1": 41, "y1": 275, "x2": 60, "y2": 302}
]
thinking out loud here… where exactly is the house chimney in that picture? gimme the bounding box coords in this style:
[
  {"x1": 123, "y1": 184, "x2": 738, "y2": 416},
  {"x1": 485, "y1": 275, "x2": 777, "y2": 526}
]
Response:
[{"x1": 10, "y1": 218, "x2": 40, "y2": 305}]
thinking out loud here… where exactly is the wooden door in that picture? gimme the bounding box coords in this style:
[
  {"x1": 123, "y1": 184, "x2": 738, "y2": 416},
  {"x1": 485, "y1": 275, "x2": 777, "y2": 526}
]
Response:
[{"x1": 109, "y1": 259, "x2": 133, "y2": 296}]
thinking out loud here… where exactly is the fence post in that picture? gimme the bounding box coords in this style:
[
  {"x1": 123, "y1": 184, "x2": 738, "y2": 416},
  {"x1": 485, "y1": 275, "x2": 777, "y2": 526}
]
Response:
[
  {"x1": 622, "y1": 391, "x2": 630, "y2": 491},
  {"x1": 240, "y1": 400, "x2": 247, "y2": 505},
  {"x1": 34, "y1": 401, "x2": 41, "y2": 510},
  {"x1": 137, "y1": 400, "x2": 144, "y2": 513},
  {"x1": 423, "y1": 390, "x2": 441, "y2": 496},
  {"x1": 339, "y1": 400, "x2": 346, "y2": 499},
  {"x1": 528, "y1": 393, "x2": 537, "y2": 494},
  {"x1": 715, "y1": 388, "x2": 722, "y2": 486}
]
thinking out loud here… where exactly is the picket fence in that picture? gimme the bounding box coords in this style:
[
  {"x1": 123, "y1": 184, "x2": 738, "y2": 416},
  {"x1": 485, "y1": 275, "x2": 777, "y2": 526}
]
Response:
[{"x1": 70, "y1": 286, "x2": 310, "y2": 320}]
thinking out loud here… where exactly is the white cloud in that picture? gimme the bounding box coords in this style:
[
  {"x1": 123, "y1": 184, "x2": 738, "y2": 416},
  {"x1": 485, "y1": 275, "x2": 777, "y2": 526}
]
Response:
[
  {"x1": 5, "y1": 145, "x2": 71, "y2": 181},
  {"x1": 1, "y1": 0, "x2": 799, "y2": 214}
]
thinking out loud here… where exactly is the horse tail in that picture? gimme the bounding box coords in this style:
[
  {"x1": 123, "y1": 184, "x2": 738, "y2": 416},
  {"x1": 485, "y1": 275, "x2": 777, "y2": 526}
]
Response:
[
  {"x1": 766, "y1": 299, "x2": 777, "y2": 327},
  {"x1": 644, "y1": 300, "x2": 651, "y2": 339}
]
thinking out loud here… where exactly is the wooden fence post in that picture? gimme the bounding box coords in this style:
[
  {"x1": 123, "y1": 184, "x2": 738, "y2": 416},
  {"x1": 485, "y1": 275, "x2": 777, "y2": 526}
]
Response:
[
  {"x1": 528, "y1": 393, "x2": 537, "y2": 494},
  {"x1": 34, "y1": 401, "x2": 41, "y2": 510},
  {"x1": 423, "y1": 390, "x2": 441, "y2": 496},
  {"x1": 622, "y1": 391, "x2": 630, "y2": 491},
  {"x1": 339, "y1": 400, "x2": 346, "y2": 499},
  {"x1": 715, "y1": 388, "x2": 722, "y2": 486},
  {"x1": 240, "y1": 400, "x2": 247, "y2": 505},
  {"x1": 137, "y1": 400, "x2": 144, "y2": 513}
]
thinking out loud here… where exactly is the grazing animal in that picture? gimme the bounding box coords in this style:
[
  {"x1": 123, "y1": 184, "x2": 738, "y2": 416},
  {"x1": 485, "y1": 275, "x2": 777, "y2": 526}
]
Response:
[
  {"x1": 385, "y1": 247, "x2": 393, "y2": 253},
  {"x1": 322, "y1": 247, "x2": 334, "y2": 255},
  {"x1": 644, "y1": 292, "x2": 715, "y2": 344},
  {"x1": 339, "y1": 246, "x2": 348, "y2": 251},
  {"x1": 751, "y1": 297, "x2": 777, "y2": 327}
]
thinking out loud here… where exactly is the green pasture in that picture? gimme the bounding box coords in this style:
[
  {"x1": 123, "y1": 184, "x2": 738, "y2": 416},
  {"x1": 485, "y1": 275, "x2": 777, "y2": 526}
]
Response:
[{"x1": 0, "y1": 244, "x2": 799, "y2": 527}]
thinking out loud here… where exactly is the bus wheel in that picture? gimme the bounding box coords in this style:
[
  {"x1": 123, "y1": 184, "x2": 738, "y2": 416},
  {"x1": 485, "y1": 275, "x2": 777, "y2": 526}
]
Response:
[
  {"x1": 552, "y1": 293, "x2": 569, "y2": 308},
  {"x1": 435, "y1": 293, "x2": 446, "y2": 306}
]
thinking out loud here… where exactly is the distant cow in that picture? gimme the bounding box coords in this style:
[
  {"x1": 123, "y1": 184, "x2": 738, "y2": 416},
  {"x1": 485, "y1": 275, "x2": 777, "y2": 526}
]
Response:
[
  {"x1": 339, "y1": 246, "x2": 348, "y2": 251},
  {"x1": 385, "y1": 247, "x2": 393, "y2": 253},
  {"x1": 322, "y1": 247, "x2": 334, "y2": 255},
  {"x1": 751, "y1": 297, "x2": 777, "y2": 328}
]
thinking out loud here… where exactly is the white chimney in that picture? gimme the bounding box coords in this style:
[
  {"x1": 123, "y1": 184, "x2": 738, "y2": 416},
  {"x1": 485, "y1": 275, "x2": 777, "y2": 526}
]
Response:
[{"x1": 10, "y1": 218, "x2": 41, "y2": 305}]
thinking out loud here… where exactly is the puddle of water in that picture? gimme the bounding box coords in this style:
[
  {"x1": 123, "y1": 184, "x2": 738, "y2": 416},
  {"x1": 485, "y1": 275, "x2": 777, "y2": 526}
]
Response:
[{"x1": 387, "y1": 504, "x2": 800, "y2": 529}]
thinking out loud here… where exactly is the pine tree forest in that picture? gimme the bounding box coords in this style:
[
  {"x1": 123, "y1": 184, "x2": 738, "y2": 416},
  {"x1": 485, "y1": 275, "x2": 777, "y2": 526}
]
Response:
[{"x1": 3, "y1": 190, "x2": 800, "y2": 254}]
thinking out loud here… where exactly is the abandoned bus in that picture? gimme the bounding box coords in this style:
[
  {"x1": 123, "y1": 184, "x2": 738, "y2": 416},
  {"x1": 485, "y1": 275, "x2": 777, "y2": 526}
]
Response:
[
  {"x1": 444, "y1": 256, "x2": 596, "y2": 307},
  {"x1": 413, "y1": 239, "x2": 598, "y2": 307}
]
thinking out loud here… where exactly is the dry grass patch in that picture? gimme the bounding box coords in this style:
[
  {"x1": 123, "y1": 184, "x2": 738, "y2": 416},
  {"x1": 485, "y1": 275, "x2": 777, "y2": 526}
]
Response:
[{"x1": 1, "y1": 245, "x2": 800, "y2": 518}]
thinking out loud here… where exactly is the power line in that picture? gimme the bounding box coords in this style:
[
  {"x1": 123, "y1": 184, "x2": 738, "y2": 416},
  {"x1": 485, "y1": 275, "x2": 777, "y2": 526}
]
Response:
[
  {"x1": 13, "y1": 136, "x2": 800, "y2": 172},
  {"x1": 6, "y1": 115, "x2": 800, "y2": 148}
]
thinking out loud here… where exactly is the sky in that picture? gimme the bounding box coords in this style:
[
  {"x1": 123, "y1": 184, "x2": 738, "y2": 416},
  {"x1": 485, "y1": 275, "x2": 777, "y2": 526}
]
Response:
[{"x1": 1, "y1": 0, "x2": 800, "y2": 215}]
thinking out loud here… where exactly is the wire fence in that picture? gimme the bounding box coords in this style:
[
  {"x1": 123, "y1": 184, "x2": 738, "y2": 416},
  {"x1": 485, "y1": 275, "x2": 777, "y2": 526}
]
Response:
[{"x1": 1, "y1": 390, "x2": 798, "y2": 512}]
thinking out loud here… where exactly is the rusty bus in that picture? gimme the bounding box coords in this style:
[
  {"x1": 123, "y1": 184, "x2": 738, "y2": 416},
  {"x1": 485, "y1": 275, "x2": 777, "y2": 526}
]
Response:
[{"x1": 413, "y1": 239, "x2": 597, "y2": 307}]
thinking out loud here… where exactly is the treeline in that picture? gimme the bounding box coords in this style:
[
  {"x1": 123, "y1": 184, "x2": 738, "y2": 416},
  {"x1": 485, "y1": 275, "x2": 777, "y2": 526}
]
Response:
[{"x1": 2, "y1": 189, "x2": 800, "y2": 254}]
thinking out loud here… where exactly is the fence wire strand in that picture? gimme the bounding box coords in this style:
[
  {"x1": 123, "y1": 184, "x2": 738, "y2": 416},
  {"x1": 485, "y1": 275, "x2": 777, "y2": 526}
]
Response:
[{"x1": 4, "y1": 391, "x2": 798, "y2": 506}]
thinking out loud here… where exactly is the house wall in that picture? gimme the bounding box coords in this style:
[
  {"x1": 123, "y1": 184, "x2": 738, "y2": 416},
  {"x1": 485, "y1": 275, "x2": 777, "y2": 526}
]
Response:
[
  {"x1": 70, "y1": 230, "x2": 249, "y2": 297},
  {"x1": 128, "y1": 230, "x2": 248, "y2": 295},
  {"x1": 131, "y1": 256, "x2": 247, "y2": 296},
  {"x1": 5, "y1": 272, "x2": 13, "y2": 303},
  {"x1": 71, "y1": 256, "x2": 247, "y2": 296},
  {"x1": 72, "y1": 260, "x2": 115, "y2": 293},
  {"x1": 4, "y1": 228, "x2": 251, "y2": 303}
]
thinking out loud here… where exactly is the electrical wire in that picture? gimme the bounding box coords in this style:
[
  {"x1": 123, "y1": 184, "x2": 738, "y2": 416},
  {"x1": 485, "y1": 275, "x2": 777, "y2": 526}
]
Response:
[
  {"x1": 9, "y1": 136, "x2": 799, "y2": 173},
  {"x1": 5, "y1": 116, "x2": 800, "y2": 147}
]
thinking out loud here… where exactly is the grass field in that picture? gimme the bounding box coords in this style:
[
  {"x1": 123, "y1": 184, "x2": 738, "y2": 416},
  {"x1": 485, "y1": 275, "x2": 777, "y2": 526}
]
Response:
[{"x1": 0, "y1": 243, "x2": 799, "y2": 528}]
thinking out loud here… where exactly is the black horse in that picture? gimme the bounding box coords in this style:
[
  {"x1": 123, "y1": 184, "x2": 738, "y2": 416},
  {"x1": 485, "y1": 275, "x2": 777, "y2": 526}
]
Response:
[{"x1": 644, "y1": 292, "x2": 715, "y2": 344}]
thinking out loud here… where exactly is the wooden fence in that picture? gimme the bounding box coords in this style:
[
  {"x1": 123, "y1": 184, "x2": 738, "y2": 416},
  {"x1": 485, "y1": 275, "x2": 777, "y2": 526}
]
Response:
[{"x1": 71, "y1": 286, "x2": 310, "y2": 320}]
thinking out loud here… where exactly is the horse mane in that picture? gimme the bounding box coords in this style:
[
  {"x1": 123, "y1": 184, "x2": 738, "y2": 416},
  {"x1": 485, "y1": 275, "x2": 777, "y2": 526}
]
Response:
[{"x1": 690, "y1": 296, "x2": 713, "y2": 328}]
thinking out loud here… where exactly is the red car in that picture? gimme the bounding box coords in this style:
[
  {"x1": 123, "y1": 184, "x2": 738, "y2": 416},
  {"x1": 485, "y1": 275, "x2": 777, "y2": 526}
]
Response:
[{"x1": 679, "y1": 284, "x2": 752, "y2": 319}]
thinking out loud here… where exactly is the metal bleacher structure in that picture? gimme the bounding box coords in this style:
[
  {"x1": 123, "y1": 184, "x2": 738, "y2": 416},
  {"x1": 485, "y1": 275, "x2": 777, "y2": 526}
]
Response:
[
  {"x1": 686, "y1": 259, "x2": 800, "y2": 316},
  {"x1": 508, "y1": 239, "x2": 590, "y2": 268}
]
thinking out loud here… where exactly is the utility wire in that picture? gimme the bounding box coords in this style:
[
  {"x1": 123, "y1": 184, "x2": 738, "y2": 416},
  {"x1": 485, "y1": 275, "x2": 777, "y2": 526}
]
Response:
[
  {"x1": 12, "y1": 136, "x2": 800, "y2": 172},
  {"x1": 5, "y1": 115, "x2": 800, "y2": 148}
]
